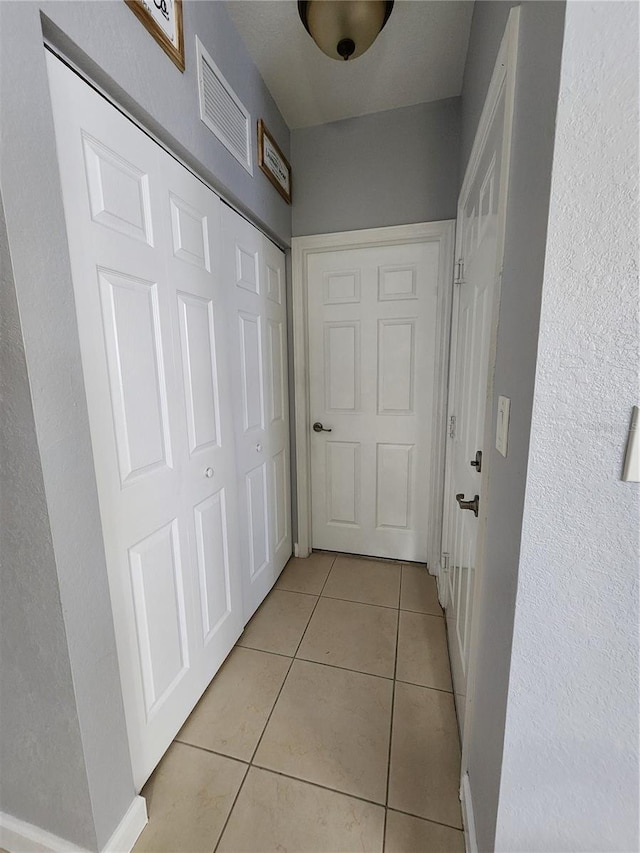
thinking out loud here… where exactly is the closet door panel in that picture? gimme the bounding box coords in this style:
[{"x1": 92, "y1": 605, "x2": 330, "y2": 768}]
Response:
[
  {"x1": 223, "y1": 206, "x2": 291, "y2": 622},
  {"x1": 160, "y1": 154, "x2": 244, "y2": 669},
  {"x1": 47, "y1": 53, "x2": 243, "y2": 790}
]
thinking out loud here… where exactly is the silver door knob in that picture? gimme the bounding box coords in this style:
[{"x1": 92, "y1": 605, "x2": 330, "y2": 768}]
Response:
[
  {"x1": 313, "y1": 422, "x2": 332, "y2": 433},
  {"x1": 205, "y1": 467, "x2": 214, "y2": 478},
  {"x1": 456, "y1": 493, "x2": 479, "y2": 517},
  {"x1": 255, "y1": 442, "x2": 262, "y2": 452}
]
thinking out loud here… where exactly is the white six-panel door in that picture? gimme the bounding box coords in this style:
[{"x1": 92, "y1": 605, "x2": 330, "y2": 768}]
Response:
[
  {"x1": 222, "y1": 207, "x2": 291, "y2": 621},
  {"x1": 46, "y1": 53, "x2": 254, "y2": 788},
  {"x1": 307, "y1": 241, "x2": 441, "y2": 562},
  {"x1": 442, "y1": 35, "x2": 515, "y2": 735}
]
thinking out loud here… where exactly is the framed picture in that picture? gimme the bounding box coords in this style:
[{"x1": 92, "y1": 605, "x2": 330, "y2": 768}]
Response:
[
  {"x1": 258, "y1": 119, "x2": 292, "y2": 205},
  {"x1": 125, "y1": 0, "x2": 185, "y2": 72}
]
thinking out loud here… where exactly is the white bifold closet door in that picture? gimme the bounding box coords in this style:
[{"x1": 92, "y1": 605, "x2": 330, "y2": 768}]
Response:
[
  {"x1": 222, "y1": 207, "x2": 291, "y2": 621},
  {"x1": 46, "y1": 53, "x2": 289, "y2": 790}
]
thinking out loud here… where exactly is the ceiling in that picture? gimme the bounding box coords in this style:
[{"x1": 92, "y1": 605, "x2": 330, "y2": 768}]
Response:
[{"x1": 226, "y1": 1, "x2": 474, "y2": 129}]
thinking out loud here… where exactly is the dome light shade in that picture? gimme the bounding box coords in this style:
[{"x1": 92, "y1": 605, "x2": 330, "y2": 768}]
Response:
[{"x1": 298, "y1": 1, "x2": 394, "y2": 61}]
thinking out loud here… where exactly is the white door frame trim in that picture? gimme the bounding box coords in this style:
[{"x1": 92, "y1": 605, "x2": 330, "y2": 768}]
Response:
[
  {"x1": 292, "y1": 220, "x2": 455, "y2": 565},
  {"x1": 448, "y1": 6, "x2": 521, "y2": 786}
]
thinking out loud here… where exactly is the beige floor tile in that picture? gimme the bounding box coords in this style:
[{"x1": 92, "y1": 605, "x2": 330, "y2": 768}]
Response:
[
  {"x1": 385, "y1": 810, "x2": 465, "y2": 853},
  {"x1": 238, "y1": 589, "x2": 317, "y2": 656},
  {"x1": 276, "y1": 551, "x2": 335, "y2": 595},
  {"x1": 176, "y1": 647, "x2": 290, "y2": 761},
  {"x1": 322, "y1": 556, "x2": 401, "y2": 608},
  {"x1": 218, "y1": 767, "x2": 385, "y2": 852},
  {"x1": 388, "y1": 682, "x2": 462, "y2": 828},
  {"x1": 400, "y1": 565, "x2": 442, "y2": 615},
  {"x1": 297, "y1": 597, "x2": 398, "y2": 678},
  {"x1": 133, "y1": 742, "x2": 246, "y2": 853},
  {"x1": 254, "y1": 659, "x2": 393, "y2": 803},
  {"x1": 395, "y1": 611, "x2": 452, "y2": 691}
]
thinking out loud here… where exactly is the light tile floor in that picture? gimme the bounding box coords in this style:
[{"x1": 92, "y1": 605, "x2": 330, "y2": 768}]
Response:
[{"x1": 134, "y1": 553, "x2": 463, "y2": 853}]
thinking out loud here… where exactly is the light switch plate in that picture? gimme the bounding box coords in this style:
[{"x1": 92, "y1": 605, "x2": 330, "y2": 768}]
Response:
[{"x1": 496, "y1": 396, "x2": 511, "y2": 457}]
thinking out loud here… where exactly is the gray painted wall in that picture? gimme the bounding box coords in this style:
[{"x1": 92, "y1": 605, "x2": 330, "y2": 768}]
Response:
[
  {"x1": 0, "y1": 1, "x2": 291, "y2": 848},
  {"x1": 496, "y1": 3, "x2": 639, "y2": 848},
  {"x1": 291, "y1": 99, "x2": 460, "y2": 236},
  {"x1": 0, "y1": 192, "x2": 98, "y2": 850},
  {"x1": 457, "y1": 2, "x2": 566, "y2": 850}
]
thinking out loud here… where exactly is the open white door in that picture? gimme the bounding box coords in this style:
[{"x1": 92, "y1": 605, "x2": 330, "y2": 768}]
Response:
[
  {"x1": 441, "y1": 10, "x2": 520, "y2": 735},
  {"x1": 47, "y1": 53, "x2": 244, "y2": 788}
]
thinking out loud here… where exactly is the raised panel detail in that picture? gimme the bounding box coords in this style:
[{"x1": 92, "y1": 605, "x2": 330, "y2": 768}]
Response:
[
  {"x1": 376, "y1": 443, "x2": 413, "y2": 529},
  {"x1": 378, "y1": 319, "x2": 415, "y2": 414},
  {"x1": 177, "y1": 292, "x2": 220, "y2": 454},
  {"x1": 268, "y1": 319, "x2": 285, "y2": 424},
  {"x1": 326, "y1": 442, "x2": 360, "y2": 526},
  {"x1": 170, "y1": 194, "x2": 210, "y2": 271},
  {"x1": 324, "y1": 322, "x2": 360, "y2": 412},
  {"x1": 235, "y1": 244, "x2": 259, "y2": 293},
  {"x1": 378, "y1": 265, "x2": 417, "y2": 301},
  {"x1": 246, "y1": 464, "x2": 269, "y2": 579},
  {"x1": 129, "y1": 520, "x2": 189, "y2": 718},
  {"x1": 194, "y1": 489, "x2": 231, "y2": 644},
  {"x1": 238, "y1": 312, "x2": 264, "y2": 432},
  {"x1": 267, "y1": 264, "x2": 282, "y2": 304},
  {"x1": 272, "y1": 449, "x2": 288, "y2": 551},
  {"x1": 323, "y1": 270, "x2": 361, "y2": 304},
  {"x1": 98, "y1": 269, "x2": 172, "y2": 484},
  {"x1": 478, "y1": 153, "x2": 496, "y2": 243},
  {"x1": 82, "y1": 133, "x2": 152, "y2": 244}
]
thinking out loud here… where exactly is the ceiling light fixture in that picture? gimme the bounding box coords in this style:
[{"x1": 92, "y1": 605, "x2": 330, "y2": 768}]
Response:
[{"x1": 298, "y1": 1, "x2": 394, "y2": 62}]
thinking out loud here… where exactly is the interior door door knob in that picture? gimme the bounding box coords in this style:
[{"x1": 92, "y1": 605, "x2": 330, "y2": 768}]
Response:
[
  {"x1": 313, "y1": 422, "x2": 332, "y2": 432},
  {"x1": 205, "y1": 467, "x2": 214, "y2": 478},
  {"x1": 456, "y1": 493, "x2": 479, "y2": 517}
]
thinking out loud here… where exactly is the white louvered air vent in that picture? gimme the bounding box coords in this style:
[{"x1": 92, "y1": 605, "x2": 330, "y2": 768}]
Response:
[{"x1": 196, "y1": 37, "x2": 252, "y2": 174}]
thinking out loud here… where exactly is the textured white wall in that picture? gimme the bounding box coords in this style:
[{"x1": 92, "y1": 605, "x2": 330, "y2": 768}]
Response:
[{"x1": 495, "y1": 2, "x2": 639, "y2": 850}]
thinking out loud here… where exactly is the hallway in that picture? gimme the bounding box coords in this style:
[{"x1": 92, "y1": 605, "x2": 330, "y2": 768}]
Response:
[{"x1": 133, "y1": 553, "x2": 463, "y2": 852}]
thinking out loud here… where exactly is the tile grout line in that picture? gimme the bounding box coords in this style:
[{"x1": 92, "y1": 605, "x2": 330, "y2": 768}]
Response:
[
  {"x1": 382, "y1": 566, "x2": 402, "y2": 851},
  {"x1": 174, "y1": 739, "x2": 250, "y2": 764},
  {"x1": 246, "y1": 763, "x2": 464, "y2": 833},
  {"x1": 274, "y1": 587, "x2": 407, "y2": 613},
  {"x1": 220, "y1": 760, "x2": 463, "y2": 837},
  {"x1": 291, "y1": 552, "x2": 337, "y2": 659},
  {"x1": 320, "y1": 592, "x2": 405, "y2": 612},
  {"x1": 210, "y1": 759, "x2": 251, "y2": 853},
  {"x1": 212, "y1": 556, "x2": 342, "y2": 853},
  {"x1": 383, "y1": 805, "x2": 464, "y2": 835},
  {"x1": 210, "y1": 556, "x2": 339, "y2": 853},
  {"x1": 191, "y1": 644, "x2": 454, "y2": 693},
  {"x1": 240, "y1": 554, "x2": 338, "y2": 778}
]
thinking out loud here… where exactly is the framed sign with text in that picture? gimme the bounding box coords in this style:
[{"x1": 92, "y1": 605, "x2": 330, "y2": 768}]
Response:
[
  {"x1": 258, "y1": 119, "x2": 292, "y2": 205},
  {"x1": 125, "y1": 0, "x2": 185, "y2": 72}
]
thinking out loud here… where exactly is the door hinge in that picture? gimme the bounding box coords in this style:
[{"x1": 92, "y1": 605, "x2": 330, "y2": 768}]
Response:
[
  {"x1": 454, "y1": 257, "x2": 464, "y2": 284},
  {"x1": 449, "y1": 415, "x2": 456, "y2": 438},
  {"x1": 441, "y1": 553, "x2": 450, "y2": 572}
]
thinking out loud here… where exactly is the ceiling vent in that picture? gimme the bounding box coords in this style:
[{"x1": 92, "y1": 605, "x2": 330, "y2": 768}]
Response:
[{"x1": 196, "y1": 37, "x2": 252, "y2": 174}]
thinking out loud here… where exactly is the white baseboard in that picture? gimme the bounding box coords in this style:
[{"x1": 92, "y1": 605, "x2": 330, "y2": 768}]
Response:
[
  {"x1": 0, "y1": 812, "x2": 89, "y2": 853},
  {"x1": 293, "y1": 543, "x2": 311, "y2": 558},
  {"x1": 0, "y1": 796, "x2": 147, "y2": 853},
  {"x1": 460, "y1": 772, "x2": 479, "y2": 853},
  {"x1": 102, "y1": 796, "x2": 147, "y2": 853}
]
